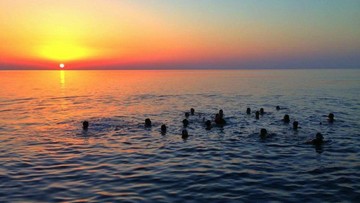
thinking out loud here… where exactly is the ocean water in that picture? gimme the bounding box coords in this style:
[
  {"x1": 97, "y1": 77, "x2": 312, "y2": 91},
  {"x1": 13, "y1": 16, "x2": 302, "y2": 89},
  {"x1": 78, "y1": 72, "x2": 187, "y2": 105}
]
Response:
[{"x1": 0, "y1": 69, "x2": 359, "y2": 202}]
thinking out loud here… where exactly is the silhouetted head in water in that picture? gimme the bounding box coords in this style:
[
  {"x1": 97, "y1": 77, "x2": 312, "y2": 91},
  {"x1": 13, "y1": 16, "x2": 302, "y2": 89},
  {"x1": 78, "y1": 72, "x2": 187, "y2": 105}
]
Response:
[
  {"x1": 260, "y1": 128, "x2": 267, "y2": 139},
  {"x1": 183, "y1": 119, "x2": 189, "y2": 127},
  {"x1": 260, "y1": 108, "x2": 264, "y2": 115},
  {"x1": 328, "y1": 113, "x2": 334, "y2": 122},
  {"x1": 246, "y1": 108, "x2": 251, "y2": 115},
  {"x1": 182, "y1": 129, "x2": 189, "y2": 139},
  {"x1": 145, "y1": 118, "x2": 152, "y2": 127},
  {"x1": 215, "y1": 113, "x2": 220, "y2": 121},
  {"x1": 311, "y1": 132, "x2": 324, "y2": 145},
  {"x1": 276, "y1": 106, "x2": 280, "y2": 110},
  {"x1": 283, "y1": 114, "x2": 290, "y2": 123},
  {"x1": 161, "y1": 124, "x2": 167, "y2": 134},
  {"x1": 306, "y1": 132, "x2": 324, "y2": 146},
  {"x1": 255, "y1": 111, "x2": 260, "y2": 119},
  {"x1": 293, "y1": 121, "x2": 299, "y2": 130},
  {"x1": 205, "y1": 120, "x2": 212, "y2": 130},
  {"x1": 316, "y1": 133, "x2": 324, "y2": 140},
  {"x1": 185, "y1": 112, "x2": 190, "y2": 118},
  {"x1": 219, "y1": 109, "x2": 224, "y2": 118},
  {"x1": 190, "y1": 108, "x2": 195, "y2": 115},
  {"x1": 82, "y1": 121, "x2": 89, "y2": 130}
]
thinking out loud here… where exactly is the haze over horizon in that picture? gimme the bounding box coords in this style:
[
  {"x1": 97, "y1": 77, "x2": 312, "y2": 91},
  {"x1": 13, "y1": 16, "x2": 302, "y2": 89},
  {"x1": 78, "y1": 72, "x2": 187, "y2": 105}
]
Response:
[{"x1": 1, "y1": 0, "x2": 360, "y2": 70}]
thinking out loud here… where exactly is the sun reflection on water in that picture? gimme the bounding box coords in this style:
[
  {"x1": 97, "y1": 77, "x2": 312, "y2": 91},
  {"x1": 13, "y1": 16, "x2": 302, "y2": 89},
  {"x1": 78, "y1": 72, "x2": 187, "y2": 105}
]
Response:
[
  {"x1": 59, "y1": 70, "x2": 68, "y2": 112},
  {"x1": 60, "y1": 70, "x2": 65, "y2": 87}
]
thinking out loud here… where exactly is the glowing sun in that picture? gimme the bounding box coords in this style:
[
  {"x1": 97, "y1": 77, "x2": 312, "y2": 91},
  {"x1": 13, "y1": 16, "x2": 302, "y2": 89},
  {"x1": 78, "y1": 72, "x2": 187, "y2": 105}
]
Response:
[{"x1": 59, "y1": 63, "x2": 65, "y2": 68}]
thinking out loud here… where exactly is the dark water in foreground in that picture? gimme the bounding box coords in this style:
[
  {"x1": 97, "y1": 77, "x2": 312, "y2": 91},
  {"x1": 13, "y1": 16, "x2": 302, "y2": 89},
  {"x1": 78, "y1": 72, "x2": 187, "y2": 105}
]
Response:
[{"x1": 0, "y1": 69, "x2": 360, "y2": 202}]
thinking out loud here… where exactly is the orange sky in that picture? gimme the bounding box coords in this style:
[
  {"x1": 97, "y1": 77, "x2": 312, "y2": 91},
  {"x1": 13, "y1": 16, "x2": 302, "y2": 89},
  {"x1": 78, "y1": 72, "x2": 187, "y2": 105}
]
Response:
[{"x1": 1, "y1": 0, "x2": 359, "y2": 69}]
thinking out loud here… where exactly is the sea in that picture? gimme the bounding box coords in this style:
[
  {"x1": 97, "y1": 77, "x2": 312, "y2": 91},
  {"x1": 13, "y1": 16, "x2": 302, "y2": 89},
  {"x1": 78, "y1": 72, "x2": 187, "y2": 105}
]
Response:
[{"x1": 0, "y1": 69, "x2": 359, "y2": 202}]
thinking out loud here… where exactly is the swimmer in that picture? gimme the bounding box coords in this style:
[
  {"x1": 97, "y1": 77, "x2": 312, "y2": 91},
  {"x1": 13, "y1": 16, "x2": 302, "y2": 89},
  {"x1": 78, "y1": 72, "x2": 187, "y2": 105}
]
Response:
[
  {"x1": 255, "y1": 111, "x2": 260, "y2": 119},
  {"x1": 182, "y1": 129, "x2": 189, "y2": 139},
  {"x1": 276, "y1": 106, "x2": 280, "y2": 110},
  {"x1": 215, "y1": 113, "x2": 226, "y2": 125},
  {"x1": 283, "y1": 114, "x2": 290, "y2": 123},
  {"x1": 293, "y1": 121, "x2": 299, "y2": 130},
  {"x1": 260, "y1": 128, "x2": 267, "y2": 139},
  {"x1": 145, "y1": 118, "x2": 152, "y2": 127},
  {"x1": 185, "y1": 112, "x2": 190, "y2": 118},
  {"x1": 205, "y1": 120, "x2": 212, "y2": 130},
  {"x1": 215, "y1": 113, "x2": 220, "y2": 123},
  {"x1": 161, "y1": 124, "x2": 167, "y2": 134},
  {"x1": 190, "y1": 108, "x2": 195, "y2": 115},
  {"x1": 183, "y1": 119, "x2": 189, "y2": 127},
  {"x1": 246, "y1": 108, "x2": 251, "y2": 115},
  {"x1": 260, "y1": 108, "x2": 264, "y2": 115},
  {"x1": 219, "y1": 109, "x2": 224, "y2": 119},
  {"x1": 82, "y1": 121, "x2": 89, "y2": 130},
  {"x1": 328, "y1": 113, "x2": 335, "y2": 123},
  {"x1": 306, "y1": 132, "x2": 324, "y2": 145}
]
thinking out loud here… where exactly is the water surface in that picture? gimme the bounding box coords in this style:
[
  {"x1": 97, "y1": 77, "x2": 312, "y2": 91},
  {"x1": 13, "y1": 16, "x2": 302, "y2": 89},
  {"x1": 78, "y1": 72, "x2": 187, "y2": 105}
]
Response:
[{"x1": 0, "y1": 69, "x2": 359, "y2": 202}]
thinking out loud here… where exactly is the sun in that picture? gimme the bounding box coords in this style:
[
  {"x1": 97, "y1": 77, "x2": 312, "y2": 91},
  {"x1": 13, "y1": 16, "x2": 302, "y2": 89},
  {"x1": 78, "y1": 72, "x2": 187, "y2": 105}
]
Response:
[{"x1": 59, "y1": 63, "x2": 65, "y2": 69}]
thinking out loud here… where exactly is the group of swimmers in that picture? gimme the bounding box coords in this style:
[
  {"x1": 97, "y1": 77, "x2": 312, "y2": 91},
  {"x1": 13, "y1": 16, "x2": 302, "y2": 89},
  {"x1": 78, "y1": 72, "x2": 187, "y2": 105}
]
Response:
[{"x1": 82, "y1": 106, "x2": 335, "y2": 145}]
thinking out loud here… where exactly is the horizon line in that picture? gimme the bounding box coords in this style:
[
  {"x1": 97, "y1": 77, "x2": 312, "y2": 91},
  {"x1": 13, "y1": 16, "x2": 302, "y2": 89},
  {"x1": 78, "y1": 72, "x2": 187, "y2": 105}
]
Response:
[{"x1": 0, "y1": 67, "x2": 359, "y2": 71}]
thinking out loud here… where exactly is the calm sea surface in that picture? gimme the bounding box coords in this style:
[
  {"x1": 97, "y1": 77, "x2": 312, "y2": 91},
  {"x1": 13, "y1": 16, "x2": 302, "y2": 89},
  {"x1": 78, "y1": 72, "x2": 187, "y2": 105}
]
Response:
[{"x1": 0, "y1": 69, "x2": 359, "y2": 202}]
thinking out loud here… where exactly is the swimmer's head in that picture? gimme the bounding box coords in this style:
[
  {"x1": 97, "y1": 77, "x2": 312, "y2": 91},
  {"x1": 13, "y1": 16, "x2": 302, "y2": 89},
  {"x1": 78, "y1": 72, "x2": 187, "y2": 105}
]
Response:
[
  {"x1": 219, "y1": 109, "x2": 224, "y2": 118},
  {"x1": 316, "y1": 132, "x2": 324, "y2": 141},
  {"x1": 328, "y1": 113, "x2": 334, "y2": 122},
  {"x1": 276, "y1": 106, "x2": 280, "y2": 110},
  {"x1": 255, "y1": 111, "x2": 260, "y2": 119},
  {"x1": 246, "y1": 108, "x2": 251, "y2": 115},
  {"x1": 260, "y1": 108, "x2": 264, "y2": 115},
  {"x1": 205, "y1": 120, "x2": 211, "y2": 129},
  {"x1": 145, "y1": 118, "x2": 152, "y2": 127},
  {"x1": 161, "y1": 124, "x2": 167, "y2": 133},
  {"x1": 190, "y1": 108, "x2": 195, "y2": 115},
  {"x1": 82, "y1": 121, "x2": 89, "y2": 130},
  {"x1": 182, "y1": 129, "x2": 189, "y2": 139},
  {"x1": 293, "y1": 121, "x2": 298, "y2": 130},
  {"x1": 283, "y1": 114, "x2": 290, "y2": 123},
  {"x1": 205, "y1": 120, "x2": 211, "y2": 126},
  {"x1": 185, "y1": 112, "x2": 190, "y2": 118},
  {"x1": 260, "y1": 128, "x2": 267, "y2": 138}
]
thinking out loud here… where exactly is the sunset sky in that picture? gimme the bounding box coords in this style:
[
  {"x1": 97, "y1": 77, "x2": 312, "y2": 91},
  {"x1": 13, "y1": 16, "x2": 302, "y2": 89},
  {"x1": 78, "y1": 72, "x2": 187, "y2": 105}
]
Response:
[{"x1": 1, "y1": 0, "x2": 359, "y2": 69}]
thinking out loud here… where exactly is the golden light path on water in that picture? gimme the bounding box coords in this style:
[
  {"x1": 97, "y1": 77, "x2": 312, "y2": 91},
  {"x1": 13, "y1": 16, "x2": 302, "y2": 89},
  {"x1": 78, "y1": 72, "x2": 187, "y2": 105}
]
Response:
[{"x1": 60, "y1": 70, "x2": 65, "y2": 87}]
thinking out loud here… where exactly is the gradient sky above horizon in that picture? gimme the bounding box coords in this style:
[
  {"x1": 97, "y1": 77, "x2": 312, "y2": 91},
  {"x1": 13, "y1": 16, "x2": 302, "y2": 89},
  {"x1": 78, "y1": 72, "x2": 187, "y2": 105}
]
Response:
[{"x1": 1, "y1": 0, "x2": 360, "y2": 69}]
